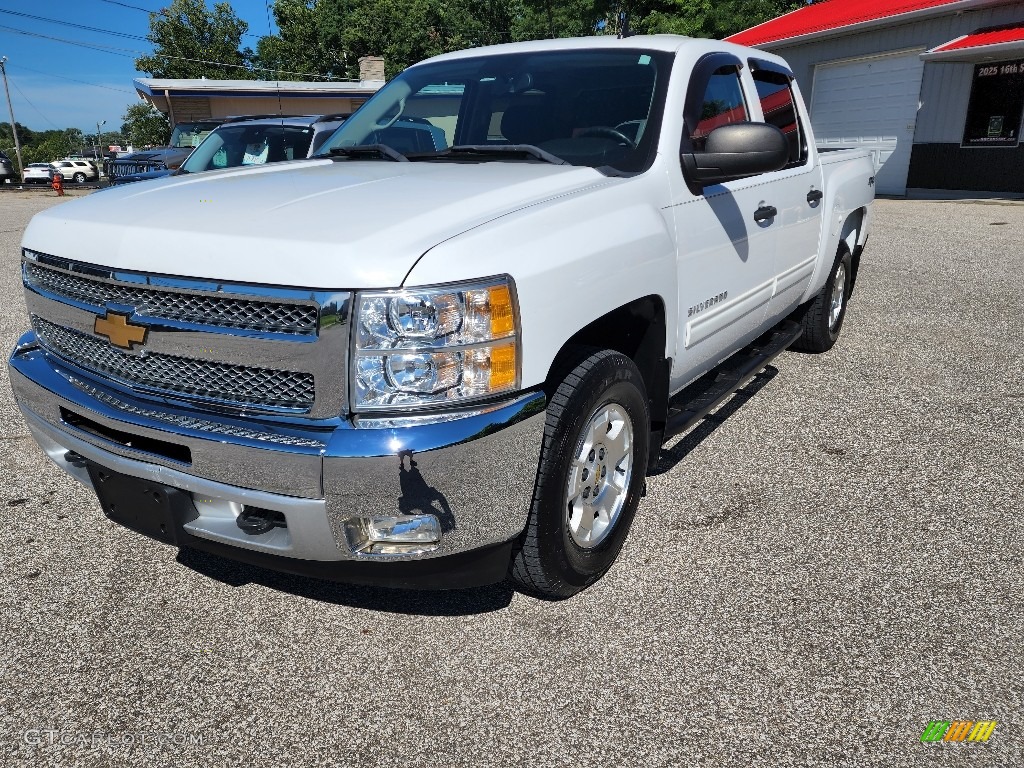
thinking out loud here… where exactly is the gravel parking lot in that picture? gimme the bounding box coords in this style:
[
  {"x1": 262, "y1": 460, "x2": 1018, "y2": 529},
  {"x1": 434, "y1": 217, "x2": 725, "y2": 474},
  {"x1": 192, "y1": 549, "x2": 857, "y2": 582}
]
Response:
[{"x1": 1, "y1": 192, "x2": 1021, "y2": 767}]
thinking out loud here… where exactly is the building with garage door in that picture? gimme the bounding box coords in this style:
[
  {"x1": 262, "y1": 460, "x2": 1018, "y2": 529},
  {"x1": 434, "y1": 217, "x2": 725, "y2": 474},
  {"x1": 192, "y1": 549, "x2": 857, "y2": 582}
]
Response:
[{"x1": 727, "y1": 0, "x2": 1024, "y2": 197}]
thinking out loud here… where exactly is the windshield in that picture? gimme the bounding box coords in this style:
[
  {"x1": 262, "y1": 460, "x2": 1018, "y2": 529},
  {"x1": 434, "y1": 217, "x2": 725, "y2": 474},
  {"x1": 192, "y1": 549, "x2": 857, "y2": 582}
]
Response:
[
  {"x1": 181, "y1": 124, "x2": 315, "y2": 173},
  {"x1": 316, "y1": 48, "x2": 672, "y2": 173},
  {"x1": 169, "y1": 121, "x2": 222, "y2": 149}
]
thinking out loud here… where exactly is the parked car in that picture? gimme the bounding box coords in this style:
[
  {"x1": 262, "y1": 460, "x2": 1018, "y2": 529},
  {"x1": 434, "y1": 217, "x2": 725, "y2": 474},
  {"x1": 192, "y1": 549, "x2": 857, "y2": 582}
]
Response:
[
  {"x1": 51, "y1": 159, "x2": 99, "y2": 184},
  {"x1": 10, "y1": 36, "x2": 874, "y2": 598},
  {"x1": 22, "y1": 163, "x2": 55, "y2": 184},
  {"x1": 110, "y1": 114, "x2": 350, "y2": 186},
  {"x1": 0, "y1": 150, "x2": 14, "y2": 183}
]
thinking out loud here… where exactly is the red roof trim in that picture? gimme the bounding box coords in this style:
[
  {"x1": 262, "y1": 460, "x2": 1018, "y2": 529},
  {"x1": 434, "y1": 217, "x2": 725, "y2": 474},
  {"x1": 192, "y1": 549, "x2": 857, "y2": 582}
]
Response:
[
  {"x1": 930, "y1": 23, "x2": 1024, "y2": 51},
  {"x1": 727, "y1": 0, "x2": 977, "y2": 47}
]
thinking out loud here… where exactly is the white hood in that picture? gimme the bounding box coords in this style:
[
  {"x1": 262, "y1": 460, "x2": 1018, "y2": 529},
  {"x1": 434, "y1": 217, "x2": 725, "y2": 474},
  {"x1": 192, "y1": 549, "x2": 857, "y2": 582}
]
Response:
[{"x1": 23, "y1": 159, "x2": 611, "y2": 288}]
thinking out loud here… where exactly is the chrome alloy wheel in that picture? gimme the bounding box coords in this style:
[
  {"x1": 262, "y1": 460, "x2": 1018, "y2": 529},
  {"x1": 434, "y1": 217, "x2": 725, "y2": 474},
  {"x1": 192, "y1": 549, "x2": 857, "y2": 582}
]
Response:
[
  {"x1": 566, "y1": 403, "x2": 634, "y2": 549},
  {"x1": 829, "y1": 262, "x2": 847, "y2": 331}
]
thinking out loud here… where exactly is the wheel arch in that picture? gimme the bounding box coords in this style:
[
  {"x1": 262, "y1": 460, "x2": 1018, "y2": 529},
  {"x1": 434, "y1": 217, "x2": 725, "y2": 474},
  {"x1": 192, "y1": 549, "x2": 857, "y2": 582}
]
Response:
[
  {"x1": 803, "y1": 205, "x2": 869, "y2": 305},
  {"x1": 545, "y1": 294, "x2": 670, "y2": 473},
  {"x1": 839, "y1": 206, "x2": 867, "y2": 295}
]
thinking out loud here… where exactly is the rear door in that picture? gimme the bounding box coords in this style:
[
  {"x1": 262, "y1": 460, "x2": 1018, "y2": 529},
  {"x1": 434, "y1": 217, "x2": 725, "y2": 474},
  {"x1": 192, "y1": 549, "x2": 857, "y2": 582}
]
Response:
[{"x1": 669, "y1": 53, "x2": 780, "y2": 384}]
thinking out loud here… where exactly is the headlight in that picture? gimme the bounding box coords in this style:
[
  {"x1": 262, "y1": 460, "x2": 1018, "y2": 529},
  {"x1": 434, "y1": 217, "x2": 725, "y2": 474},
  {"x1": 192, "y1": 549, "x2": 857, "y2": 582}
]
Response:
[{"x1": 352, "y1": 276, "x2": 520, "y2": 411}]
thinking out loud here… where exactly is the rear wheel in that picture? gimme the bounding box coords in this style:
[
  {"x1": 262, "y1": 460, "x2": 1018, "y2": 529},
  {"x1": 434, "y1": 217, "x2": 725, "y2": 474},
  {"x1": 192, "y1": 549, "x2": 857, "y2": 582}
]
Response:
[
  {"x1": 791, "y1": 245, "x2": 853, "y2": 353},
  {"x1": 510, "y1": 349, "x2": 649, "y2": 599},
  {"x1": 73, "y1": 172, "x2": 86, "y2": 183}
]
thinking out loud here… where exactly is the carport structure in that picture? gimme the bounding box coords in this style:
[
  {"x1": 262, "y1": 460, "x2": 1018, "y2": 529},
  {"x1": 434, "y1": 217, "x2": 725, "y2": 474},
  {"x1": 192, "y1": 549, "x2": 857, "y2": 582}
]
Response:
[
  {"x1": 728, "y1": 0, "x2": 1024, "y2": 197},
  {"x1": 133, "y1": 77, "x2": 384, "y2": 127}
]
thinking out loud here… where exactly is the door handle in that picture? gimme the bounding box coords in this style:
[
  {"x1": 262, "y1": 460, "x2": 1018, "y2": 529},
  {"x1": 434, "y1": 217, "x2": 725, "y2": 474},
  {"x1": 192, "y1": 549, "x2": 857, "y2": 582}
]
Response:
[
  {"x1": 754, "y1": 205, "x2": 778, "y2": 223},
  {"x1": 807, "y1": 189, "x2": 823, "y2": 205}
]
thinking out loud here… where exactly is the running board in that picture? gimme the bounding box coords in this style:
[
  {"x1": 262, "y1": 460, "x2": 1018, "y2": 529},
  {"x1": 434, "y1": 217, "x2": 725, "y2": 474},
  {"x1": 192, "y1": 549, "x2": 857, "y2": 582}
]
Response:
[{"x1": 662, "y1": 320, "x2": 802, "y2": 443}]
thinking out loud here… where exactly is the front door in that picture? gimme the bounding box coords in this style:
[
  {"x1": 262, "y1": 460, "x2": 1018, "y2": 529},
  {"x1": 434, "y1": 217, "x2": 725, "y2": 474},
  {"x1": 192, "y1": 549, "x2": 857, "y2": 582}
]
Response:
[{"x1": 668, "y1": 53, "x2": 778, "y2": 388}]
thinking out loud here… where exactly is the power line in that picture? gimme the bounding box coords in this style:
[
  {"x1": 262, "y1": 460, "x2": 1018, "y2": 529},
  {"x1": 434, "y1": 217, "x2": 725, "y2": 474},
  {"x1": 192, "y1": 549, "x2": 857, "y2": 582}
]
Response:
[
  {"x1": 0, "y1": 8, "x2": 149, "y2": 41},
  {"x1": 92, "y1": 0, "x2": 264, "y2": 40},
  {"x1": 96, "y1": 0, "x2": 160, "y2": 13},
  {"x1": 0, "y1": 23, "x2": 345, "y2": 80},
  {"x1": 4, "y1": 62, "x2": 136, "y2": 95},
  {"x1": 8, "y1": 74, "x2": 60, "y2": 130}
]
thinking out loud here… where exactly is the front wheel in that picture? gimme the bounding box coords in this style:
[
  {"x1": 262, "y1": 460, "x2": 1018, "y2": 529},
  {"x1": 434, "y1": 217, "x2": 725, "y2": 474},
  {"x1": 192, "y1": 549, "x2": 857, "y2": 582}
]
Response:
[
  {"x1": 510, "y1": 349, "x2": 649, "y2": 599},
  {"x1": 791, "y1": 245, "x2": 853, "y2": 353}
]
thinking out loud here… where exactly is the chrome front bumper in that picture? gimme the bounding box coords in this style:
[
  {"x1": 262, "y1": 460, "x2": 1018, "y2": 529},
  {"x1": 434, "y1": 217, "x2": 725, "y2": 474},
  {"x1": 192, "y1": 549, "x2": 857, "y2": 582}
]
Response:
[{"x1": 8, "y1": 332, "x2": 546, "y2": 585}]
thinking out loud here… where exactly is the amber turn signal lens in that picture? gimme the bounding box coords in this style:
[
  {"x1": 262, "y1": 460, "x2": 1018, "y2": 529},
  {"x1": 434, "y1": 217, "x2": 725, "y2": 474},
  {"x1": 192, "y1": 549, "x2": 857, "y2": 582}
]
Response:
[
  {"x1": 488, "y1": 285, "x2": 515, "y2": 338},
  {"x1": 488, "y1": 342, "x2": 517, "y2": 391}
]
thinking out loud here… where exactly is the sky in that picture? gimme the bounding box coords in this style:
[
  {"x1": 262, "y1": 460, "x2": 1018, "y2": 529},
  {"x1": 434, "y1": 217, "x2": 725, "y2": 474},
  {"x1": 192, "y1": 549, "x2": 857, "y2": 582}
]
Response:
[{"x1": 0, "y1": 0, "x2": 279, "y2": 133}]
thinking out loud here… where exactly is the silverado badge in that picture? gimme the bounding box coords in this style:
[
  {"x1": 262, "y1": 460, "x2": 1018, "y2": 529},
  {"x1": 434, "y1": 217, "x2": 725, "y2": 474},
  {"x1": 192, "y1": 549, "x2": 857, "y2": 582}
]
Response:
[{"x1": 94, "y1": 311, "x2": 148, "y2": 350}]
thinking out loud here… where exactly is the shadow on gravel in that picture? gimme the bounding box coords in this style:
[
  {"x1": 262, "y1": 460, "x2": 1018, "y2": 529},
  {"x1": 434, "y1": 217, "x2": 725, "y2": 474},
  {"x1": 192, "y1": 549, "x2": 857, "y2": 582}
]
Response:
[
  {"x1": 175, "y1": 547, "x2": 515, "y2": 616},
  {"x1": 651, "y1": 366, "x2": 779, "y2": 477}
]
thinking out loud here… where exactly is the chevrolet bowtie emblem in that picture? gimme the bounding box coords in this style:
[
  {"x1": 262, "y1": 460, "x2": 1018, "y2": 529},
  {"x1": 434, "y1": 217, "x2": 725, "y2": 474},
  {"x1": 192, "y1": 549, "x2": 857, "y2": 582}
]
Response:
[{"x1": 94, "y1": 311, "x2": 148, "y2": 350}]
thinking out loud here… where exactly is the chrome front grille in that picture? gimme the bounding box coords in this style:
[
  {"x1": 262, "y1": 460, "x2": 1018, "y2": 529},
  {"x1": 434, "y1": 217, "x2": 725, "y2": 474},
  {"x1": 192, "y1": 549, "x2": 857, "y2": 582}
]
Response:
[
  {"x1": 32, "y1": 316, "x2": 316, "y2": 411},
  {"x1": 25, "y1": 261, "x2": 318, "y2": 335},
  {"x1": 22, "y1": 251, "x2": 351, "y2": 418}
]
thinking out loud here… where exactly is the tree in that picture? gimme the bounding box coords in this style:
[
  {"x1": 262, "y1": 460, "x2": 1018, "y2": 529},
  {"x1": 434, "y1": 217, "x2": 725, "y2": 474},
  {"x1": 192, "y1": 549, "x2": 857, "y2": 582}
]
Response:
[
  {"x1": 248, "y1": 0, "x2": 801, "y2": 83},
  {"x1": 135, "y1": 0, "x2": 255, "y2": 80},
  {"x1": 121, "y1": 102, "x2": 171, "y2": 147},
  {"x1": 639, "y1": 0, "x2": 803, "y2": 39},
  {"x1": 254, "y1": 0, "x2": 346, "y2": 80}
]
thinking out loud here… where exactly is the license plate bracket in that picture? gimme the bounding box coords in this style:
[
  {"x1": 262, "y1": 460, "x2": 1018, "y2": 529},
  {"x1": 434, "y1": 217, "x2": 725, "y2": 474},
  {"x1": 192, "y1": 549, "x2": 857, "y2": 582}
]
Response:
[{"x1": 86, "y1": 465, "x2": 194, "y2": 546}]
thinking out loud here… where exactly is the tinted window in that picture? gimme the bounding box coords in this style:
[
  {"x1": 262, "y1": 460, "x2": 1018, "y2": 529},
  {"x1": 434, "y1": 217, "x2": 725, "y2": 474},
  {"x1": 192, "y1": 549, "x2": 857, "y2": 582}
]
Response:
[
  {"x1": 692, "y1": 66, "x2": 748, "y2": 151},
  {"x1": 752, "y1": 69, "x2": 806, "y2": 166},
  {"x1": 318, "y1": 49, "x2": 672, "y2": 173}
]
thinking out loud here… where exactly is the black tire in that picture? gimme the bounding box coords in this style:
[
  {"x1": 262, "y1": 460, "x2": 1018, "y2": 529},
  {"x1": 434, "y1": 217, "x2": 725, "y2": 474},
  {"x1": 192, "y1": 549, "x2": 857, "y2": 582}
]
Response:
[
  {"x1": 510, "y1": 349, "x2": 650, "y2": 599},
  {"x1": 73, "y1": 172, "x2": 86, "y2": 183},
  {"x1": 790, "y1": 245, "x2": 853, "y2": 353}
]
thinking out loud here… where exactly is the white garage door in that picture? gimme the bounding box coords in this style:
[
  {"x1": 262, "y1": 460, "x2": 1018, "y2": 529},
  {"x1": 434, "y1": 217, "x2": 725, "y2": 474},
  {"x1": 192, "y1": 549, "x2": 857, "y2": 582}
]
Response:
[{"x1": 810, "y1": 50, "x2": 926, "y2": 195}]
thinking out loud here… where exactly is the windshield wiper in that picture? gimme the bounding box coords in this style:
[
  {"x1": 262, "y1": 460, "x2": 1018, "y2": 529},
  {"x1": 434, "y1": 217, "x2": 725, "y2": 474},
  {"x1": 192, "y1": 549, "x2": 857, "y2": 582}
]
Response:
[
  {"x1": 328, "y1": 144, "x2": 408, "y2": 162},
  {"x1": 411, "y1": 144, "x2": 569, "y2": 166}
]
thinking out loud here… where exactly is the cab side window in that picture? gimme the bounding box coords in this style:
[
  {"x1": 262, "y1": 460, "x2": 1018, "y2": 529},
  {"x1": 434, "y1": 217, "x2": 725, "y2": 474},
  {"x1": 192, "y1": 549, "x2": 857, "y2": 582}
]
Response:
[
  {"x1": 751, "y1": 69, "x2": 807, "y2": 167},
  {"x1": 691, "y1": 66, "x2": 749, "y2": 151}
]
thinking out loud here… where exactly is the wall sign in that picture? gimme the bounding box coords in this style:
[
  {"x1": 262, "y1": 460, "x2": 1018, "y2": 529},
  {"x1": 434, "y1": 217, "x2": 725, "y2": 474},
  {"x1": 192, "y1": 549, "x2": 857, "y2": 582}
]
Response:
[{"x1": 962, "y1": 59, "x2": 1024, "y2": 148}]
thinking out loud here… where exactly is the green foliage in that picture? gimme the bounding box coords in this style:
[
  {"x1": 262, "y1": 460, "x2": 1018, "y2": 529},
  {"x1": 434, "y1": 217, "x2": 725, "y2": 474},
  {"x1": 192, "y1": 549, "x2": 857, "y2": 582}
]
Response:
[
  {"x1": 252, "y1": 0, "x2": 800, "y2": 82},
  {"x1": 121, "y1": 103, "x2": 172, "y2": 147},
  {"x1": 16, "y1": 129, "x2": 88, "y2": 165},
  {"x1": 640, "y1": 0, "x2": 803, "y2": 39},
  {"x1": 0, "y1": 121, "x2": 33, "y2": 162},
  {"x1": 135, "y1": 0, "x2": 255, "y2": 79},
  {"x1": 255, "y1": 0, "x2": 347, "y2": 80}
]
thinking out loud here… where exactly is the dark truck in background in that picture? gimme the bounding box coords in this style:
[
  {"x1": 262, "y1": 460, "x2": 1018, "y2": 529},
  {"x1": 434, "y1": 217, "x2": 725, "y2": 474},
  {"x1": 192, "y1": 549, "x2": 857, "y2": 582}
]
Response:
[{"x1": 105, "y1": 120, "x2": 222, "y2": 182}]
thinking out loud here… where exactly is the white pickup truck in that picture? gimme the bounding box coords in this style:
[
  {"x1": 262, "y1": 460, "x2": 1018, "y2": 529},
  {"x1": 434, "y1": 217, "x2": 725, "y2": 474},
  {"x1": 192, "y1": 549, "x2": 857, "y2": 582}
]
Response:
[{"x1": 9, "y1": 35, "x2": 874, "y2": 598}]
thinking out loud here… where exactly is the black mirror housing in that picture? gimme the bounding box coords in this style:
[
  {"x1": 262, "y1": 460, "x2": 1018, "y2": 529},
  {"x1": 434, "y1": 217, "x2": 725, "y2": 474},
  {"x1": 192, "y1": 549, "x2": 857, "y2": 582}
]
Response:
[{"x1": 682, "y1": 122, "x2": 789, "y2": 192}]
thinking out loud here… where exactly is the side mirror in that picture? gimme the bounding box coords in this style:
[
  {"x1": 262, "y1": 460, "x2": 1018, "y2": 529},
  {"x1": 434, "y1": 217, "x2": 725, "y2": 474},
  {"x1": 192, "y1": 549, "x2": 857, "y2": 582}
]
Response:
[{"x1": 681, "y1": 122, "x2": 789, "y2": 191}]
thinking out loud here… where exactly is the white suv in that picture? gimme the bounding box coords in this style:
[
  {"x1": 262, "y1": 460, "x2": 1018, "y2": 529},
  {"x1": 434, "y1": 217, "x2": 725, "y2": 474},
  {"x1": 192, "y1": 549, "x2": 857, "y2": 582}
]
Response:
[{"x1": 51, "y1": 159, "x2": 99, "y2": 183}]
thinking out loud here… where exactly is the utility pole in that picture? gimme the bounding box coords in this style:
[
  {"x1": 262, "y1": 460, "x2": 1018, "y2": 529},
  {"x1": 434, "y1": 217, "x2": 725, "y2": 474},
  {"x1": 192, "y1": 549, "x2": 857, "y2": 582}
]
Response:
[
  {"x1": 0, "y1": 56, "x2": 24, "y2": 179},
  {"x1": 95, "y1": 120, "x2": 106, "y2": 164}
]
